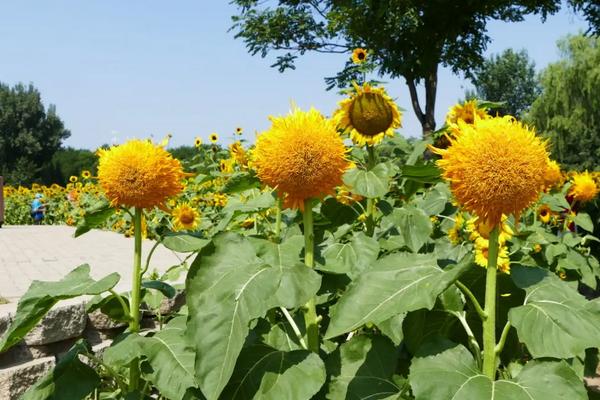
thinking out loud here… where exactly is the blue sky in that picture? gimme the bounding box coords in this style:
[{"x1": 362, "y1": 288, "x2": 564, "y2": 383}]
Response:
[{"x1": 0, "y1": 1, "x2": 589, "y2": 149}]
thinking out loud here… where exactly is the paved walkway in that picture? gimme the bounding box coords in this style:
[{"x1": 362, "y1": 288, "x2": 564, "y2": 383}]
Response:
[{"x1": 0, "y1": 226, "x2": 186, "y2": 302}]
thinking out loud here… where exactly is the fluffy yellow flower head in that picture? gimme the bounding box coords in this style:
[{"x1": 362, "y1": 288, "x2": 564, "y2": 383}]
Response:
[
  {"x1": 334, "y1": 83, "x2": 402, "y2": 146},
  {"x1": 445, "y1": 100, "x2": 488, "y2": 126},
  {"x1": 543, "y1": 160, "x2": 563, "y2": 191},
  {"x1": 569, "y1": 171, "x2": 599, "y2": 203},
  {"x1": 254, "y1": 107, "x2": 350, "y2": 210},
  {"x1": 352, "y1": 48, "x2": 368, "y2": 64},
  {"x1": 97, "y1": 139, "x2": 184, "y2": 209},
  {"x1": 171, "y1": 203, "x2": 200, "y2": 231},
  {"x1": 432, "y1": 116, "x2": 549, "y2": 226}
]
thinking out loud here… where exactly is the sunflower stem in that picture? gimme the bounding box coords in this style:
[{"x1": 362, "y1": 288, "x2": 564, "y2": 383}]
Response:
[
  {"x1": 302, "y1": 199, "x2": 319, "y2": 353},
  {"x1": 366, "y1": 145, "x2": 377, "y2": 237},
  {"x1": 128, "y1": 207, "x2": 143, "y2": 391},
  {"x1": 455, "y1": 280, "x2": 487, "y2": 321},
  {"x1": 274, "y1": 196, "x2": 283, "y2": 242},
  {"x1": 482, "y1": 226, "x2": 500, "y2": 379}
]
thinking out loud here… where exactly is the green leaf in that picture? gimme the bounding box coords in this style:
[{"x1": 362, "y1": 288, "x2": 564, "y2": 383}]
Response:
[
  {"x1": 400, "y1": 164, "x2": 441, "y2": 184},
  {"x1": 318, "y1": 232, "x2": 380, "y2": 278},
  {"x1": 0, "y1": 265, "x2": 120, "y2": 352},
  {"x1": 162, "y1": 233, "x2": 211, "y2": 252},
  {"x1": 375, "y1": 314, "x2": 405, "y2": 346},
  {"x1": 74, "y1": 205, "x2": 115, "y2": 237},
  {"x1": 573, "y1": 212, "x2": 594, "y2": 232},
  {"x1": 343, "y1": 164, "x2": 390, "y2": 198},
  {"x1": 327, "y1": 335, "x2": 401, "y2": 399},
  {"x1": 186, "y1": 233, "x2": 281, "y2": 400},
  {"x1": 142, "y1": 280, "x2": 176, "y2": 299},
  {"x1": 138, "y1": 317, "x2": 198, "y2": 400},
  {"x1": 409, "y1": 344, "x2": 587, "y2": 400},
  {"x1": 221, "y1": 345, "x2": 325, "y2": 400},
  {"x1": 508, "y1": 265, "x2": 600, "y2": 358},
  {"x1": 325, "y1": 253, "x2": 473, "y2": 339},
  {"x1": 21, "y1": 340, "x2": 100, "y2": 400},
  {"x1": 380, "y1": 206, "x2": 432, "y2": 252},
  {"x1": 222, "y1": 172, "x2": 261, "y2": 193},
  {"x1": 415, "y1": 183, "x2": 450, "y2": 215},
  {"x1": 222, "y1": 191, "x2": 275, "y2": 214}
]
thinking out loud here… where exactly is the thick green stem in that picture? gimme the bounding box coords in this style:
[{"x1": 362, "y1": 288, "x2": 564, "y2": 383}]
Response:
[
  {"x1": 455, "y1": 280, "x2": 487, "y2": 321},
  {"x1": 495, "y1": 321, "x2": 511, "y2": 356},
  {"x1": 482, "y1": 226, "x2": 500, "y2": 379},
  {"x1": 302, "y1": 199, "x2": 319, "y2": 353},
  {"x1": 274, "y1": 196, "x2": 283, "y2": 242},
  {"x1": 128, "y1": 207, "x2": 143, "y2": 391},
  {"x1": 365, "y1": 145, "x2": 377, "y2": 237}
]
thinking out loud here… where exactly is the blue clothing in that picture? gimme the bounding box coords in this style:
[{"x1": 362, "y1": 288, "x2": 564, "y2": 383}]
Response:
[{"x1": 31, "y1": 199, "x2": 44, "y2": 221}]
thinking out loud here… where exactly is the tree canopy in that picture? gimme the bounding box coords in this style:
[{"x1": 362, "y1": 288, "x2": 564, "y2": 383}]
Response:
[
  {"x1": 467, "y1": 49, "x2": 540, "y2": 118},
  {"x1": 0, "y1": 83, "x2": 70, "y2": 184},
  {"x1": 231, "y1": 0, "x2": 597, "y2": 136},
  {"x1": 529, "y1": 34, "x2": 600, "y2": 171}
]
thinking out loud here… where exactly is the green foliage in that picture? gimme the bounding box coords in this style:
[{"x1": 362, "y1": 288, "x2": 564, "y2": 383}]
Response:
[
  {"x1": 0, "y1": 82, "x2": 70, "y2": 185},
  {"x1": 529, "y1": 34, "x2": 600, "y2": 170},
  {"x1": 467, "y1": 49, "x2": 540, "y2": 118},
  {"x1": 40, "y1": 147, "x2": 97, "y2": 185}
]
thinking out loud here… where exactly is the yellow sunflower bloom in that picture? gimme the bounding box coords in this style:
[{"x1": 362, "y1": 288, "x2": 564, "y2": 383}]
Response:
[
  {"x1": 569, "y1": 171, "x2": 599, "y2": 203},
  {"x1": 171, "y1": 203, "x2": 200, "y2": 231},
  {"x1": 538, "y1": 204, "x2": 553, "y2": 224},
  {"x1": 219, "y1": 158, "x2": 235, "y2": 174},
  {"x1": 254, "y1": 107, "x2": 350, "y2": 210},
  {"x1": 351, "y1": 48, "x2": 368, "y2": 64},
  {"x1": 97, "y1": 139, "x2": 184, "y2": 209},
  {"x1": 81, "y1": 170, "x2": 92, "y2": 179},
  {"x1": 445, "y1": 100, "x2": 489, "y2": 127},
  {"x1": 212, "y1": 193, "x2": 228, "y2": 207},
  {"x1": 333, "y1": 83, "x2": 402, "y2": 146},
  {"x1": 69, "y1": 175, "x2": 78, "y2": 183},
  {"x1": 431, "y1": 116, "x2": 549, "y2": 226},
  {"x1": 467, "y1": 215, "x2": 513, "y2": 245},
  {"x1": 235, "y1": 127, "x2": 243, "y2": 135},
  {"x1": 543, "y1": 160, "x2": 563, "y2": 191},
  {"x1": 474, "y1": 237, "x2": 511, "y2": 274},
  {"x1": 229, "y1": 141, "x2": 247, "y2": 166},
  {"x1": 194, "y1": 137, "x2": 203, "y2": 148},
  {"x1": 209, "y1": 133, "x2": 219, "y2": 143}
]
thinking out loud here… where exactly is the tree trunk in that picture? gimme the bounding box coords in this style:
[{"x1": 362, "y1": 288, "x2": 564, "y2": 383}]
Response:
[{"x1": 405, "y1": 65, "x2": 439, "y2": 139}]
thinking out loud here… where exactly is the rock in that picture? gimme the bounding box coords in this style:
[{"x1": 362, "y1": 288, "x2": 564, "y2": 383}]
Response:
[
  {"x1": 86, "y1": 309, "x2": 127, "y2": 331},
  {"x1": 0, "y1": 309, "x2": 12, "y2": 337},
  {"x1": 0, "y1": 357, "x2": 55, "y2": 400},
  {"x1": 158, "y1": 290, "x2": 186, "y2": 315},
  {"x1": 24, "y1": 302, "x2": 86, "y2": 346}
]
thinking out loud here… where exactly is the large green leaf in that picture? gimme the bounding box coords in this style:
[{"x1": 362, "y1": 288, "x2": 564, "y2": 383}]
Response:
[
  {"x1": 138, "y1": 316, "x2": 198, "y2": 400},
  {"x1": 409, "y1": 344, "x2": 586, "y2": 400},
  {"x1": 400, "y1": 164, "x2": 441, "y2": 184},
  {"x1": 221, "y1": 345, "x2": 326, "y2": 400},
  {"x1": 222, "y1": 191, "x2": 275, "y2": 214},
  {"x1": 161, "y1": 233, "x2": 211, "y2": 252},
  {"x1": 186, "y1": 233, "x2": 281, "y2": 400},
  {"x1": 21, "y1": 340, "x2": 100, "y2": 400},
  {"x1": 325, "y1": 253, "x2": 473, "y2": 339},
  {"x1": 74, "y1": 204, "x2": 115, "y2": 237},
  {"x1": 326, "y1": 335, "x2": 401, "y2": 400},
  {"x1": 380, "y1": 207, "x2": 432, "y2": 252},
  {"x1": 221, "y1": 172, "x2": 261, "y2": 193},
  {"x1": 0, "y1": 264, "x2": 120, "y2": 352},
  {"x1": 343, "y1": 164, "x2": 391, "y2": 198},
  {"x1": 508, "y1": 265, "x2": 600, "y2": 358},
  {"x1": 318, "y1": 232, "x2": 380, "y2": 278}
]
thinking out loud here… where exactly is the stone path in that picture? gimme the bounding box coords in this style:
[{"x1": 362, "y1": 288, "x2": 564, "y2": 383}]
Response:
[{"x1": 0, "y1": 226, "x2": 186, "y2": 302}]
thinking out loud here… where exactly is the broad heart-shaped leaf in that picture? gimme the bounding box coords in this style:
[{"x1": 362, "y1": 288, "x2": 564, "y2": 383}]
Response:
[
  {"x1": 326, "y1": 335, "x2": 401, "y2": 400},
  {"x1": 573, "y1": 212, "x2": 594, "y2": 232},
  {"x1": 0, "y1": 264, "x2": 120, "y2": 352},
  {"x1": 251, "y1": 235, "x2": 321, "y2": 309},
  {"x1": 220, "y1": 345, "x2": 325, "y2": 400},
  {"x1": 380, "y1": 206, "x2": 432, "y2": 252},
  {"x1": 221, "y1": 171, "x2": 260, "y2": 194},
  {"x1": 186, "y1": 233, "x2": 282, "y2": 400},
  {"x1": 409, "y1": 344, "x2": 587, "y2": 400},
  {"x1": 161, "y1": 233, "x2": 211, "y2": 252},
  {"x1": 325, "y1": 253, "x2": 473, "y2": 339},
  {"x1": 317, "y1": 232, "x2": 380, "y2": 278},
  {"x1": 343, "y1": 164, "x2": 390, "y2": 198},
  {"x1": 74, "y1": 203, "x2": 114, "y2": 237},
  {"x1": 375, "y1": 314, "x2": 405, "y2": 346},
  {"x1": 142, "y1": 280, "x2": 176, "y2": 298},
  {"x1": 138, "y1": 316, "x2": 198, "y2": 400},
  {"x1": 508, "y1": 265, "x2": 600, "y2": 358},
  {"x1": 400, "y1": 163, "x2": 441, "y2": 184},
  {"x1": 21, "y1": 340, "x2": 100, "y2": 400}
]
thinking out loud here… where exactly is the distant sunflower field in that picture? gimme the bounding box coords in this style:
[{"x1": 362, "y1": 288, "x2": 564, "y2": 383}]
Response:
[{"x1": 2, "y1": 54, "x2": 600, "y2": 400}]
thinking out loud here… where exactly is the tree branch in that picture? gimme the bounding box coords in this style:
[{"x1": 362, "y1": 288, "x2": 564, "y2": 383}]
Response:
[{"x1": 406, "y1": 78, "x2": 425, "y2": 124}]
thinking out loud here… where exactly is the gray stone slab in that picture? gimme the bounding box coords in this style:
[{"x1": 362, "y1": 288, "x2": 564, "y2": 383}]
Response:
[
  {"x1": 23, "y1": 302, "x2": 86, "y2": 346},
  {"x1": 0, "y1": 356, "x2": 55, "y2": 400}
]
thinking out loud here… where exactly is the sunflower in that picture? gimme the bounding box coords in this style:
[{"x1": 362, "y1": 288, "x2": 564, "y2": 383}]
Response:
[
  {"x1": 209, "y1": 133, "x2": 219, "y2": 143},
  {"x1": 352, "y1": 48, "x2": 368, "y2": 64},
  {"x1": 467, "y1": 215, "x2": 513, "y2": 245},
  {"x1": 81, "y1": 170, "x2": 92, "y2": 179},
  {"x1": 569, "y1": 171, "x2": 599, "y2": 203},
  {"x1": 69, "y1": 176, "x2": 78, "y2": 183},
  {"x1": 474, "y1": 237, "x2": 511, "y2": 274},
  {"x1": 538, "y1": 204, "x2": 553, "y2": 224},
  {"x1": 212, "y1": 193, "x2": 228, "y2": 207},
  {"x1": 97, "y1": 139, "x2": 184, "y2": 209},
  {"x1": 543, "y1": 160, "x2": 563, "y2": 191},
  {"x1": 445, "y1": 100, "x2": 488, "y2": 126},
  {"x1": 431, "y1": 116, "x2": 549, "y2": 226},
  {"x1": 171, "y1": 203, "x2": 200, "y2": 231},
  {"x1": 235, "y1": 127, "x2": 243, "y2": 135},
  {"x1": 194, "y1": 137, "x2": 203, "y2": 148},
  {"x1": 254, "y1": 107, "x2": 350, "y2": 210},
  {"x1": 333, "y1": 83, "x2": 402, "y2": 146},
  {"x1": 219, "y1": 158, "x2": 235, "y2": 173},
  {"x1": 229, "y1": 141, "x2": 247, "y2": 166}
]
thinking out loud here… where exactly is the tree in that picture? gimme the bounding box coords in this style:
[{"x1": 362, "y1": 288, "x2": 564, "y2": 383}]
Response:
[
  {"x1": 466, "y1": 49, "x2": 540, "y2": 118},
  {"x1": 0, "y1": 83, "x2": 70, "y2": 184},
  {"x1": 39, "y1": 148, "x2": 97, "y2": 185},
  {"x1": 529, "y1": 34, "x2": 600, "y2": 171},
  {"x1": 229, "y1": 1, "x2": 600, "y2": 137}
]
